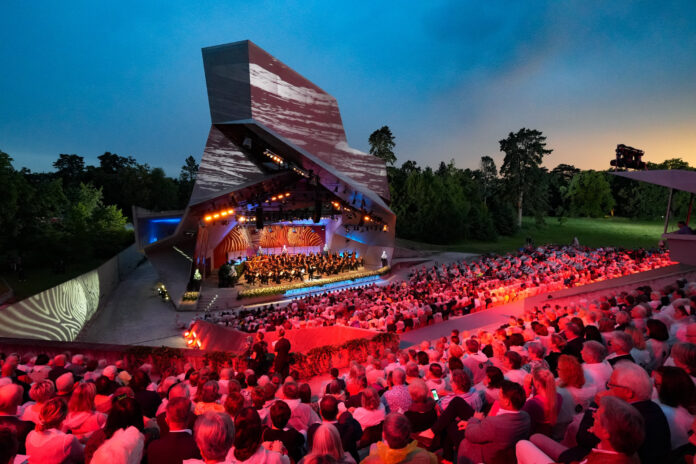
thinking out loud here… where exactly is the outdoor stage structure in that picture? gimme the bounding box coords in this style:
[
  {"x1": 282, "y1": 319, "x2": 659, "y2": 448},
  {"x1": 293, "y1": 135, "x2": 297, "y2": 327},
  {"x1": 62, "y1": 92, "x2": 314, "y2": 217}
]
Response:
[{"x1": 134, "y1": 40, "x2": 396, "y2": 306}]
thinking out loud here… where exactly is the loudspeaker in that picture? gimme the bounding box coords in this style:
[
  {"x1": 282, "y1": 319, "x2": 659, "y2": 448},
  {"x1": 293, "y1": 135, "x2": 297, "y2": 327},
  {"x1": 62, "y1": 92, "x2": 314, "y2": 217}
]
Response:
[
  {"x1": 256, "y1": 207, "x2": 264, "y2": 229},
  {"x1": 313, "y1": 199, "x2": 321, "y2": 223}
]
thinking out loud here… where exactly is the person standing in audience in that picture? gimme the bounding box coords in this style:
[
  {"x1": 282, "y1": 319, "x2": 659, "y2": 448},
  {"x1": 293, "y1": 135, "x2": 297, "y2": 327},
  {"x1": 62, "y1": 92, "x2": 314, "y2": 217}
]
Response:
[{"x1": 274, "y1": 329, "x2": 292, "y2": 379}]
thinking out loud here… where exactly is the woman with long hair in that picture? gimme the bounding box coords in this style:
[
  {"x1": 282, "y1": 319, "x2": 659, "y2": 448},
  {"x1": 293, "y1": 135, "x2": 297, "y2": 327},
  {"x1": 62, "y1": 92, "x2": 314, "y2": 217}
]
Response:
[
  {"x1": 522, "y1": 368, "x2": 562, "y2": 438},
  {"x1": 25, "y1": 397, "x2": 84, "y2": 464},
  {"x1": 63, "y1": 382, "x2": 107, "y2": 442},
  {"x1": 300, "y1": 423, "x2": 355, "y2": 464},
  {"x1": 653, "y1": 366, "x2": 695, "y2": 449},
  {"x1": 228, "y1": 407, "x2": 289, "y2": 463}
]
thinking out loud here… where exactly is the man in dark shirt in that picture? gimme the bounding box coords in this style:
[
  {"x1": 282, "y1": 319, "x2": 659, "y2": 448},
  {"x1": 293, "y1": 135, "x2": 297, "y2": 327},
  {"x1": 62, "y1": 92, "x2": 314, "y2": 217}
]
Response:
[
  {"x1": 147, "y1": 397, "x2": 200, "y2": 464},
  {"x1": 273, "y1": 328, "x2": 292, "y2": 379},
  {"x1": 262, "y1": 400, "x2": 305, "y2": 463}
]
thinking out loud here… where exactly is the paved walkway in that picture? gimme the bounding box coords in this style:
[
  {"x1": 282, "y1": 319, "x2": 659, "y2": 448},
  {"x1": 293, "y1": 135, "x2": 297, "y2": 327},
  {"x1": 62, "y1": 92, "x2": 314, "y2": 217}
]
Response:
[{"x1": 77, "y1": 261, "x2": 192, "y2": 348}]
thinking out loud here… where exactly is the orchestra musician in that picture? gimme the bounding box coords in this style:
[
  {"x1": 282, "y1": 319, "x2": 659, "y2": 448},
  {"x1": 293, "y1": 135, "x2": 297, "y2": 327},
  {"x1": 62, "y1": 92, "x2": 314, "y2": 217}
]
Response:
[{"x1": 241, "y1": 250, "x2": 363, "y2": 286}]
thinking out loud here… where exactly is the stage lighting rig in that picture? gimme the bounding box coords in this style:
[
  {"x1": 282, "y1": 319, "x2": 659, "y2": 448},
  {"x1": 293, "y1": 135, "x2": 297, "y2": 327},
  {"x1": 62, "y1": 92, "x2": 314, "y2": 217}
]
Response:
[{"x1": 611, "y1": 144, "x2": 646, "y2": 170}]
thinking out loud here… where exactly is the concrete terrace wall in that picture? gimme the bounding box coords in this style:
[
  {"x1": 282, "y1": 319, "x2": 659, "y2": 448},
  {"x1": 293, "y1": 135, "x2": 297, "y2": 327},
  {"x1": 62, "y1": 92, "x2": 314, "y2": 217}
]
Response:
[{"x1": 0, "y1": 244, "x2": 143, "y2": 341}]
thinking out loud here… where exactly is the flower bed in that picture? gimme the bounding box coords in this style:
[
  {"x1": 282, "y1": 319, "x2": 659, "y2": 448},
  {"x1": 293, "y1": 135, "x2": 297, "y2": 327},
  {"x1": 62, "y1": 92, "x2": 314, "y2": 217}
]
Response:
[{"x1": 237, "y1": 266, "x2": 391, "y2": 299}]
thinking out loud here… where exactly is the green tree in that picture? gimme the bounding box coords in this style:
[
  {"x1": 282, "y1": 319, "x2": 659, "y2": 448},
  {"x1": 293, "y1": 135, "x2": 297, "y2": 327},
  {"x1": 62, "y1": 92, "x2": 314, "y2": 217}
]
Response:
[
  {"x1": 53, "y1": 154, "x2": 85, "y2": 187},
  {"x1": 368, "y1": 126, "x2": 397, "y2": 166},
  {"x1": 178, "y1": 155, "x2": 199, "y2": 206},
  {"x1": 478, "y1": 156, "x2": 497, "y2": 206},
  {"x1": 567, "y1": 170, "x2": 615, "y2": 217},
  {"x1": 499, "y1": 128, "x2": 553, "y2": 227},
  {"x1": 548, "y1": 164, "x2": 580, "y2": 216}
]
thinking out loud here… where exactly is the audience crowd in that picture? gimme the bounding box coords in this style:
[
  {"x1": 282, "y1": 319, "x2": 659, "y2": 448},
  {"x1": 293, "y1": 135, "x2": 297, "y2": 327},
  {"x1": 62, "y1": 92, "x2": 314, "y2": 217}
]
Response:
[
  {"x1": 1, "y1": 254, "x2": 695, "y2": 464},
  {"x1": 201, "y1": 245, "x2": 671, "y2": 333}
]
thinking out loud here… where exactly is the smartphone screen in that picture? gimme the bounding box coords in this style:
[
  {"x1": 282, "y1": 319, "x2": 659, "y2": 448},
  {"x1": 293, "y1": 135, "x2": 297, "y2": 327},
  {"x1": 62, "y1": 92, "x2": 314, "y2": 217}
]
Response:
[{"x1": 431, "y1": 389, "x2": 439, "y2": 401}]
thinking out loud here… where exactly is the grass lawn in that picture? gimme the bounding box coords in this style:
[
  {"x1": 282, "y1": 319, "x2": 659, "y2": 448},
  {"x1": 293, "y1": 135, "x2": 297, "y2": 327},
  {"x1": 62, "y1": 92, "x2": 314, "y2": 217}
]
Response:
[{"x1": 453, "y1": 216, "x2": 666, "y2": 254}]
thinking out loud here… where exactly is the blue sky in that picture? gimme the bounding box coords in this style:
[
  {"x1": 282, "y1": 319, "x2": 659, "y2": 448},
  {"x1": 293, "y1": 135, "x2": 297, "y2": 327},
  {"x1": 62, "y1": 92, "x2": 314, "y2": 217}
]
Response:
[{"x1": 1, "y1": 1, "x2": 695, "y2": 176}]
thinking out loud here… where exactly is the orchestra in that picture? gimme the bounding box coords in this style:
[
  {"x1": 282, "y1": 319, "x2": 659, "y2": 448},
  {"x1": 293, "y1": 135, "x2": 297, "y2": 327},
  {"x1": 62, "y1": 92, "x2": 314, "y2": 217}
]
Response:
[{"x1": 241, "y1": 251, "x2": 364, "y2": 286}]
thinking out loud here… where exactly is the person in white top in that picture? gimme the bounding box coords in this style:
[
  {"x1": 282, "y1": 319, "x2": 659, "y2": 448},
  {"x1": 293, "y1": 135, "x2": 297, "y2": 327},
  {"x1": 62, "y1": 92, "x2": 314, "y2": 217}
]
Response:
[
  {"x1": 581, "y1": 341, "x2": 613, "y2": 389},
  {"x1": 350, "y1": 387, "x2": 386, "y2": 430},
  {"x1": 503, "y1": 351, "x2": 528, "y2": 386}
]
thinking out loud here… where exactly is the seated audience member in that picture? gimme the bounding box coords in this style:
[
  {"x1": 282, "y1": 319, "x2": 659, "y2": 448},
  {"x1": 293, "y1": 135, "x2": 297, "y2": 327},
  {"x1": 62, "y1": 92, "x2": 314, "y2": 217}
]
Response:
[
  {"x1": 63, "y1": 381, "x2": 107, "y2": 442},
  {"x1": 517, "y1": 395, "x2": 645, "y2": 464},
  {"x1": 303, "y1": 423, "x2": 355, "y2": 464},
  {"x1": 262, "y1": 401, "x2": 305, "y2": 464},
  {"x1": 0, "y1": 383, "x2": 34, "y2": 454},
  {"x1": 503, "y1": 351, "x2": 527, "y2": 385},
  {"x1": 283, "y1": 382, "x2": 320, "y2": 434},
  {"x1": 457, "y1": 380, "x2": 531, "y2": 464},
  {"x1": 308, "y1": 396, "x2": 362, "y2": 464},
  {"x1": 561, "y1": 323, "x2": 585, "y2": 362},
  {"x1": 645, "y1": 319, "x2": 671, "y2": 371},
  {"x1": 361, "y1": 413, "x2": 437, "y2": 464},
  {"x1": 324, "y1": 368, "x2": 346, "y2": 395},
  {"x1": 185, "y1": 411, "x2": 234, "y2": 464},
  {"x1": 524, "y1": 342, "x2": 550, "y2": 373},
  {"x1": 224, "y1": 392, "x2": 246, "y2": 419},
  {"x1": 132, "y1": 370, "x2": 162, "y2": 419},
  {"x1": 653, "y1": 366, "x2": 695, "y2": 449},
  {"x1": 351, "y1": 387, "x2": 385, "y2": 431},
  {"x1": 381, "y1": 368, "x2": 412, "y2": 414},
  {"x1": 158, "y1": 382, "x2": 196, "y2": 435},
  {"x1": 25, "y1": 397, "x2": 84, "y2": 464},
  {"x1": 194, "y1": 381, "x2": 225, "y2": 416},
  {"x1": 227, "y1": 407, "x2": 288, "y2": 463},
  {"x1": 404, "y1": 379, "x2": 437, "y2": 433},
  {"x1": 545, "y1": 334, "x2": 567, "y2": 376},
  {"x1": 607, "y1": 332, "x2": 636, "y2": 367},
  {"x1": 440, "y1": 369, "x2": 482, "y2": 412},
  {"x1": 54, "y1": 372, "x2": 75, "y2": 399},
  {"x1": 147, "y1": 397, "x2": 201, "y2": 464},
  {"x1": 581, "y1": 341, "x2": 613, "y2": 389},
  {"x1": 21, "y1": 380, "x2": 55, "y2": 424},
  {"x1": 94, "y1": 375, "x2": 116, "y2": 413},
  {"x1": 424, "y1": 363, "x2": 448, "y2": 396},
  {"x1": 430, "y1": 370, "x2": 477, "y2": 461},
  {"x1": 530, "y1": 361, "x2": 671, "y2": 464},
  {"x1": 462, "y1": 339, "x2": 490, "y2": 384},
  {"x1": 522, "y1": 368, "x2": 562, "y2": 438},
  {"x1": 0, "y1": 425, "x2": 19, "y2": 464},
  {"x1": 85, "y1": 396, "x2": 145, "y2": 464},
  {"x1": 556, "y1": 354, "x2": 595, "y2": 412},
  {"x1": 477, "y1": 366, "x2": 504, "y2": 409}
]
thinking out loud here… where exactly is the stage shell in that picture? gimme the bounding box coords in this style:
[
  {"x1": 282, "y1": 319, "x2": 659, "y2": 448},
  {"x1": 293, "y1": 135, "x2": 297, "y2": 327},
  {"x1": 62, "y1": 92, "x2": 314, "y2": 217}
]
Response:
[{"x1": 134, "y1": 40, "x2": 396, "y2": 305}]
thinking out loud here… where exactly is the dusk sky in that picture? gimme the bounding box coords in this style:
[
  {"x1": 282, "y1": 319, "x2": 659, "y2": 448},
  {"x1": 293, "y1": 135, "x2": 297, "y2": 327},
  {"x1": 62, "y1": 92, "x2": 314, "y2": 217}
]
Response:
[{"x1": 1, "y1": 1, "x2": 695, "y2": 177}]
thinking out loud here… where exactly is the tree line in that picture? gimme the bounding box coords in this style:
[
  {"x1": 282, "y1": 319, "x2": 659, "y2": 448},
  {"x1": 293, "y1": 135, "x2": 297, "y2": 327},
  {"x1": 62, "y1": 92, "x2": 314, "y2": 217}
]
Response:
[
  {"x1": 368, "y1": 126, "x2": 694, "y2": 244},
  {"x1": 0, "y1": 150, "x2": 198, "y2": 269}
]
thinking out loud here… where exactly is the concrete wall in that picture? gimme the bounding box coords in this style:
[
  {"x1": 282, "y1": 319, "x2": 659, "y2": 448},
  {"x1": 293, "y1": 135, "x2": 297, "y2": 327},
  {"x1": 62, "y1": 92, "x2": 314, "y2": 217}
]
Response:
[{"x1": 0, "y1": 244, "x2": 143, "y2": 342}]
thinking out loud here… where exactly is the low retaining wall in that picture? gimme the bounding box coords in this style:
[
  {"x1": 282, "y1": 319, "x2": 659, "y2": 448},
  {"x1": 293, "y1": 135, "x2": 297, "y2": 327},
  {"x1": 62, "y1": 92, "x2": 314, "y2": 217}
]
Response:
[{"x1": 0, "y1": 244, "x2": 143, "y2": 341}]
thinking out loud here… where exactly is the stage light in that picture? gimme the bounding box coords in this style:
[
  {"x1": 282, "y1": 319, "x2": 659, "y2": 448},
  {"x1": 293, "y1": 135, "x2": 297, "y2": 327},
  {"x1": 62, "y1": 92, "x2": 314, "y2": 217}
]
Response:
[
  {"x1": 383, "y1": 225, "x2": 389, "y2": 232},
  {"x1": 204, "y1": 215, "x2": 212, "y2": 222},
  {"x1": 213, "y1": 213, "x2": 220, "y2": 219},
  {"x1": 227, "y1": 209, "x2": 234, "y2": 215},
  {"x1": 184, "y1": 331, "x2": 190, "y2": 337},
  {"x1": 196, "y1": 340, "x2": 202, "y2": 348},
  {"x1": 239, "y1": 216, "x2": 246, "y2": 222},
  {"x1": 221, "y1": 211, "x2": 228, "y2": 217},
  {"x1": 271, "y1": 196, "x2": 277, "y2": 201},
  {"x1": 364, "y1": 215, "x2": 370, "y2": 222},
  {"x1": 187, "y1": 339, "x2": 194, "y2": 346},
  {"x1": 191, "y1": 331, "x2": 197, "y2": 338}
]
